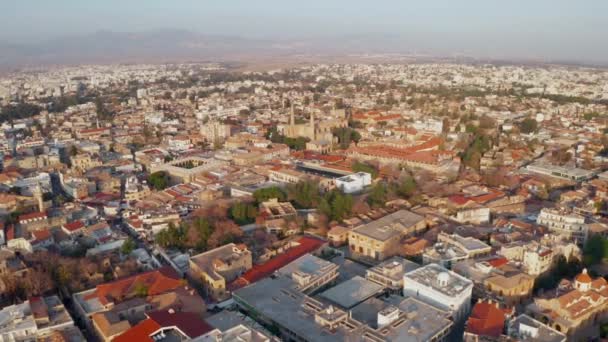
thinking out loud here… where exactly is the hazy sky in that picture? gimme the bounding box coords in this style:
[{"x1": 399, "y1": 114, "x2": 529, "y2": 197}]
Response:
[{"x1": 3, "y1": 0, "x2": 608, "y2": 62}]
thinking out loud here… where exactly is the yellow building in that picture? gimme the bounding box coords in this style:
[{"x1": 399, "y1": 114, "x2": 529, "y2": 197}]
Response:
[
  {"x1": 188, "y1": 243, "x2": 252, "y2": 301},
  {"x1": 349, "y1": 210, "x2": 426, "y2": 261}
]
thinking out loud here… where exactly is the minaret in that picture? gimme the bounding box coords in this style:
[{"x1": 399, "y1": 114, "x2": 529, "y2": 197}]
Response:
[
  {"x1": 290, "y1": 103, "x2": 295, "y2": 126},
  {"x1": 310, "y1": 110, "x2": 316, "y2": 140},
  {"x1": 33, "y1": 184, "x2": 44, "y2": 213}
]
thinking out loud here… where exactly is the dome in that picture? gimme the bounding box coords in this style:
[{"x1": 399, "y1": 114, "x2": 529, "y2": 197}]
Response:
[
  {"x1": 437, "y1": 272, "x2": 450, "y2": 286},
  {"x1": 575, "y1": 268, "x2": 592, "y2": 284}
]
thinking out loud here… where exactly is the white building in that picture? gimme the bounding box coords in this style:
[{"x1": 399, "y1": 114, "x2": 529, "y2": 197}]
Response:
[
  {"x1": 537, "y1": 208, "x2": 588, "y2": 244},
  {"x1": 403, "y1": 263, "x2": 473, "y2": 322},
  {"x1": 335, "y1": 172, "x2": 372, "y2": 194},
  {"x1": 0, "y1": 296, "x2": 77, "y2": 341}
]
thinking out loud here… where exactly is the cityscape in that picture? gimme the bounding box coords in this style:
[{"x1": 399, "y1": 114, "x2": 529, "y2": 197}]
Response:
[{"x1": 1, "y1": 2, "x2": 608, "y2": 342}]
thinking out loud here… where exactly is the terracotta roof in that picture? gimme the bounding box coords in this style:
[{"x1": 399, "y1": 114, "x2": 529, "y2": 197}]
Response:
[
  {"x1": 62, "y1": 221, "x2": 84, "y2": 232},
  {"x1": 113, "y1": 311, "x2": 213, "y2": 342},
  {"x1": 84, "y1": 267, "x2": 182, "y2": 306},
  {"x1": 575, "y1": 269, "x2": 592, "y2": 284},
  {"x1": 31, "y1": 229, "x2": 52, "y2": 242},
  {"x1": 18, "y1": 211, "x2": 47, "y2": 222},
  {"x1": 466, "y1": 301, "x2": 511, "y2": 338},
  {"x1": 229, "y1": 236, "x2": 325, "y2": 290}
]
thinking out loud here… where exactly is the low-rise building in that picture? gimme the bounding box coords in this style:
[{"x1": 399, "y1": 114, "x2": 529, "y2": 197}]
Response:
[
  {"x1": 526, "y1": 268, "x2": 608, "y2": 340},
  {"x1": 349, "y1": 209, "x2": 426, "y2": 261},
  {"x1": 334, "y1": 172, "x2": 372, "y2": 194},
  {"x1": 537, "y1": 208, "x2": 588, "y2": 244},
  {"x1": 188, "y1": 243, "x2": 252, "y2": 302},
  {"x1": 403, "y1": 263, "x2": 473, "y2": 322},
  {"x1": 0, "y1": 295, "x2": 79, "y2": 341},
  {"x1": 423, "y1": 232, "x2": 491, "y2": 268},
  {"x1": 365, "y1": 256, "x2": 420, "y2": 293}
]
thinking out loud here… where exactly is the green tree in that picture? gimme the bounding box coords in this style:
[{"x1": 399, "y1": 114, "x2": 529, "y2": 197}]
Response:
[
  {"x1": 147, "y1": 171, "x2": 170, "y2": 190},
  {"x1": 229, "y1": 202, "x2": 258, "y2": 225},
  {"x1": 319, "y1": 190, "x2": 353, "y2": 221},
  {"x1": 352, "y1": 161, "x2": 379, "y2": 179},
  {"x1": 367, "y1": 182, "x2": 388, "y2": 208},
  {"x1": 253, "y1": 187, "x2": 287, "y2": 203},
  {"x1": 121, "y1": 238, "x2": 136, "y2": 255},
  {"x1": 583, "y1": 234, "x2": 608, "y2": 266},
  {"x1": 396, "y1": 176, "x2": 417, "y2": 198},
  {"x1": 519, "y1": 117, "x2": 538, "y2": 134},
  {"x1": 288, "y1": 180, "x2": 321, "y2": 209}
]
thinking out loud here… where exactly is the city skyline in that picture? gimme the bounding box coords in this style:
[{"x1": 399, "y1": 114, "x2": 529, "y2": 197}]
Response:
[{"x1": 3, "y1": 0, "x2": 608, "y2": 65}]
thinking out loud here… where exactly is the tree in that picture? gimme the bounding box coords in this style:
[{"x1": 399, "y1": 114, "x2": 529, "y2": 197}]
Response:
[
  {"x1": 121, "y1": 238, "x2": 136, "y2": 255},
  {"x1": 396, "y1": 176, "x2": 417, "y2": 198},
  {"x1": 367, "y1": 182, "x2": 388, "y2": 208},
  {"x1": 318, "y1": 190, "x2": 353, "y2": 221},
  {"x1": 352, "y1": 161, "x2": 379, "y2": 179},
  {"x1": 147, "y1": 171, "x2": 170, "y2": 190},
  {"x1": 519, "y1": 117, "x2": 538, "y2": 134},
  {"x1": 288, "y1": 180, "x2": 321, "y2": 209},
  {"x1": 253, "y1": 187, "x2": 286, "y2": 203},
  {"x1": 583, "y1": 234, "x2": 608, "y2": 266},
  {"x1": 229, "y1": 202, "x2": 258, "y2": 225}
]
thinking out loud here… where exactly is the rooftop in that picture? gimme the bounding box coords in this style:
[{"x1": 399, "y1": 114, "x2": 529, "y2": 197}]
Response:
[
  {"x1": 319, "y1": 276, "x2": 384, "y2": 309},
  {"x1": 404, "y1": 263, "x2": 473, "y2": 298},
  {"x1": 352, "y1": 210, "x2": 424, "y2": 241}
]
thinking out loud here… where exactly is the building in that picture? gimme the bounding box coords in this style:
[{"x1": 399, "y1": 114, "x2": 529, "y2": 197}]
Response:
[
  {"x1": 320, "y1": 276, "x2": 384, "y2": 310},
  {"x1": 112, "y1": 310, "x2": 214, "y2": 342},
  {"x1": 334, "y1": 172, "x2": 372, "y2": 194},
  {"x1": 349, "y1": 209, "x2": 426, "y2": 261},
  {"x1": 422, "y1": 232, "x2": 491, "y2": 268},
  {"x1": 194, "y1": 324, "x2": 279, "y2": 342},
  {"x1": 150, "y1": 157, "x2": 227, "y2": 184},
  {"x1": 259, "y1": 198, "x2": 297, "y2": 221},
  {"x1": 498, "y1": 237, "x2": 581, "y2": 276},
  {"x1": 229, "y1": 236, "x2": 326, "y2": 291},
  {"x1": 536, "y1": 208, "x2": 588, "y2": 244},
  {"x1": 72, "y1": 267, "x2": 189, "y2": 340},
  {"x1": 365, "y1": 256, "x2": 420, "y2": 293},
  {"x1": 526, "y1": 269, "x2": 608, "y2": 340},
  {"x1": 464, "y1": 300, "x2": 514, "y2": 341},
  {"x1": 403, "y1": 263, "x2": 473, "y2": 322},
  {"x1": 275, "y1": 253, "x2": 339, "y2": 294},
  {"x1": 233, "y1": 276, "x2": 453, "y2": 342},
  {"x1": 188, "y1": 243, "x2": 252, "y2": 302},
  {"x1": 526, "y1": 162, "x2": 594, "y2": 182},
  {"x1": 506, "y1": 314, "x2": 566, "y2": 342},
  {"x1": 0, "y1": 295, "x2": 79, "y2": 341}
]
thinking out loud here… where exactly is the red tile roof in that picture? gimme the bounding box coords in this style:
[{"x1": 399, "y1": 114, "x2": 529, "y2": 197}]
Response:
[
  {"x1": 62, "y1": 221, "x2": 84, "y2": 232},
  {"x1": 113, "y1": 311, "x2": 213, "y2": 342},
  {"x1": 18, "y1": 211, "x2": 47, "y2": 222},
  {"x1": 84, "y1": 267, "x2": 182, "y2": 306},
  {"x1": 229, "y1": 236, "x2": 325, "y2": 290},
  {"x1": 487, "y1": 257, "x2": 509, "y2": 268},
  {"x1": 466, "y1": 301, "x2": 511, "y2": 338}
]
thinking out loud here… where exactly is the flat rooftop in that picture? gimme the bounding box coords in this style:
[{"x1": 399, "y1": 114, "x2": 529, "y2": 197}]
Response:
[
  {"x1": 319, "y1": 276, "x2": 384, "y2": 309},
  {"x1": 508, "y1": 314, "x2": 566, "y2": 342},
  {"x1": 404, "y1": 263, "x2": 473, "y2": 298},
  {"x1": 367, "y1": 256, "x2": 421, "y2": 282},
  {"x1": 352, "y1": 210, "x2": 424, "y2": 241},
  {"x1": 276, "y1": 253, "x2": 338, "y2": 280},
  {"x1": 351, "y1": 296, "x2": 453, "y2": 341}
]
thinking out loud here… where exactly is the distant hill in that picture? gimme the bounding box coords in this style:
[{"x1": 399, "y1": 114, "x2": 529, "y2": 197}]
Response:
[{"x1": 0, "y1": 30, "x2": 605, "y2": 70}]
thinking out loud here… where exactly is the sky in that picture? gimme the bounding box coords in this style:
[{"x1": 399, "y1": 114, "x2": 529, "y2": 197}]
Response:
[{"x1": 3, "y1": 0, "x2": 608, "y2": 63}]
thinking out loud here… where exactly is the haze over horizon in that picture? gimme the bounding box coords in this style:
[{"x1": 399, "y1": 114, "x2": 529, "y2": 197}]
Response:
[{"x1": 3, "y1": 0, "x2": 608, "y2": 66}]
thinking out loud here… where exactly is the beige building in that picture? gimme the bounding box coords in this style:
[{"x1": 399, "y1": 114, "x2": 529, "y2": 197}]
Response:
[
  {"x1": 188, "y1": 243, "x2": 252, "y2": 302},
  {"x1": 349, "y1": 210, "x2": 426, "y2": 261},
  {"x1": 527, "y1": 269, "x2": 608, "y2": 340}
]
